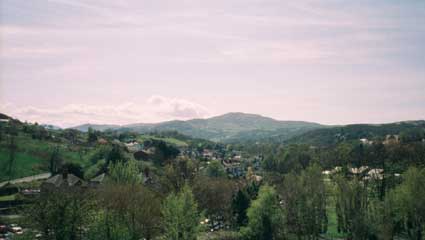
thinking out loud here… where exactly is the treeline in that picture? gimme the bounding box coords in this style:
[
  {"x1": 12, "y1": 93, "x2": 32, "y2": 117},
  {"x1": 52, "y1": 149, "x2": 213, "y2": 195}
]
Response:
[
  {"x1": 283, "y1": 121, "x2": 425, "y2": 146},
  {"x1": 23, "y1": 159, "x2": 425, "y2": 240},
  {"x1": 262, "y1": 140, "x2": 425, "y2": 174}
]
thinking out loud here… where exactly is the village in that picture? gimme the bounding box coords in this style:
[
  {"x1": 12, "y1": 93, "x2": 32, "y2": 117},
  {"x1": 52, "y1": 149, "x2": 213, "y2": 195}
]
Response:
[
  {"x1": 0, "y1": 134, "x2": 395, "y2": 239},
  {"x1": 0, "y1": 114, "x2": 424, "y2": 240},
  {"x1": 0, "y1": 134, "x2": 265, "y2": 239}
]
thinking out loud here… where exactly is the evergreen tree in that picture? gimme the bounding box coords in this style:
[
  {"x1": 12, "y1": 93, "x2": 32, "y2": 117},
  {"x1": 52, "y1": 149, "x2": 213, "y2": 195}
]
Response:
[{"x1": 232, "y1": 189, "x2": 250, "y2": 227}]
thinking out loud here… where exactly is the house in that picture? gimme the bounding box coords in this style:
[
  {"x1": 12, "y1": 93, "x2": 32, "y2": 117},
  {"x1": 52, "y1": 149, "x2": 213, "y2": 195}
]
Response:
[
  {"x1": 41, "y1": 172, "x2": 86, "y2": 192},
  {"x1": 89, "y1": 173, "x2": 106, "y2": 187},
  {"x1": 225, "y1": 165, "x2": 245, "y2": 178},
  {"x1": 125, "y1": 141, "x2": 142, "y2": 152},
  {"x1": 253, "y1": 174, "x2": 263, "y2": 182},
  {"x1": 202, "y1": 149, "x2": 214, "y2": 159},
  {"x1": 349, "y1": 166, "x2": 369, "y2": 175},
  {"x1": 383, "y1": 135, "x2": 400, "y2": 145},
  {"x1": 367, "y1": 168, "x2": 384, "y2": 180},
  {"x1": 97, "y1": 138, "x2": 108, "y2": 145},
  {"x1": 360, "y1": 138, "x2": 373, "y2": 145}
]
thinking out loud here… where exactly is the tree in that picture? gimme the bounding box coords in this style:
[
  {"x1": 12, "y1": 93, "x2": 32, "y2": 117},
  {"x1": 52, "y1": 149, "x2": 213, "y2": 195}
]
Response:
[
  {"x1": 6, "y1": 131, "x2": 17, "y2": 180},
  {"x1": 61, "y1": 162, "x2": 84, "y2": 179},
  {"x1": 193, "y1": 176, "x2": 237, "y2": 224},
  {"x1": 109, "y1": 160, "x2": 141, "y2": 185},
  {"x1": 162, "y1": 157, "x2": 198, "y2": 193},
  {"x1": 149, "y1": 140, "x2": 180, "y2": 166},
  {"x1": 206, "y1": 160, "x2": 226, "y2": 178},
  {"x1": 0, "y1": 122, "x2": 4, "y2": 142},
  {"x1": 27, "y1": 188, "x2": 95, "y2": 240},
  {"x1": 162, "y1": 185, "x2": 200, "y2": 240},
  {"x1": 63, "y1": 129, "x2": 79, "y2": 145},
  {"x1": 389, "y1": 167, "x2": 425, "y2": 240},
  {"x1": 241, "y1": 185, "x2": 284, "y2": 240},
  {"x1": 49, "y1": 146, "x2": 63, "y2": 174},
  {"x1": 281, "y1": 164, "x2": 327, "y2": 240},
  {"x1": 232, "y1": 189, "x2": 251, "y2": 227},
  {"x1": 3, "y1": 121, "x2": 18, "y2": 180},
  {"x1": 231, "y1": 182, "x2": 260, "y2": 229},
  {"x1": 87, "y1": 127, "x2": 98, "y2": 144},
  {"x1": 93, "y1": 184, "x2": 162, "y2": 240},
  {"x1": 334, "y1": 175, "x2": 371, "y2": 240},
  {"x1": 262, "y1": 144, "x2": 313, "y2": 174},
  {"x1": 106, "y1": 143, "x2": 128, "y2": 165},
  {"x1": 91, "y1": 160, "x2": 161, "y2": 240}
]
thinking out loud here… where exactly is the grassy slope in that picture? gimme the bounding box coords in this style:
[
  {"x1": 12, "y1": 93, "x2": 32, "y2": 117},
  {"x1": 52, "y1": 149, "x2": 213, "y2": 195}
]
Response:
[
  {"x1": 136, "y1": 135, "x2": 188, "y2": 147},
  {"x1": 0, "y1": 151, "x2": 45, "y2": 181},
  {"x1": 0, "y1": 133, "x2": 91, "y2": 181},
  {"x1": 0, "y1": 129, "x2": 190, "y2": 181}
]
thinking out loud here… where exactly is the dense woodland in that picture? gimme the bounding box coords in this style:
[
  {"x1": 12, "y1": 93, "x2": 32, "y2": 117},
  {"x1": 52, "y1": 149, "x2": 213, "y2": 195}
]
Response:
[{"x1": 0, "y1": 114, "x2": 425, "y2": 240}]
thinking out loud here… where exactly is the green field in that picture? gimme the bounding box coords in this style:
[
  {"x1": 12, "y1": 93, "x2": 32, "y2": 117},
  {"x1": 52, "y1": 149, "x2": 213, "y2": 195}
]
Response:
[
  {"x1": 0, "y1": 134, "x2": 92, "y2": 181},
  {"x1": 0, "y1": 129, "x2": 191, "y2": 181},
  {"x1": 0, "y1": 193, "x2": 17, "y2": 201},
  {"x1": 136, "y1": 135, "x2": 189, "y2": 147},
  {"x1": 0, "y1": 150, "x2": 46, "y2": 181}
]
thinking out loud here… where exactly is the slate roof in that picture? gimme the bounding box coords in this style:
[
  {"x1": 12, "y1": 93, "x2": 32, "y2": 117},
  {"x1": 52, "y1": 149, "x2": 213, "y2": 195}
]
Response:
[
  {"x1": 44, "y1": 173, "x2": 85, "y2": 187},
  {"x1": 90, "y1": 173, "x2": 106, "y2": 183}
]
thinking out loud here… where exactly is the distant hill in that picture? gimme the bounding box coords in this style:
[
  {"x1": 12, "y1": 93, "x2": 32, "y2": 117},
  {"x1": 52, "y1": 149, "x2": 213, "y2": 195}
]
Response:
[
  {"x1": 72, "y1": 123, "x2": 121, "y2": 132},
  {"x1": 71, "y1": 112, "x2": 325, "y2": 142},
  {"x1": 283, "y1": 120, "x2": 425, "y2": 146}
]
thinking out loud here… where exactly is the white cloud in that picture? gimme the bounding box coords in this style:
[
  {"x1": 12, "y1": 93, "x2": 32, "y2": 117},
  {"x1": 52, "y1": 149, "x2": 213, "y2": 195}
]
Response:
[{"x1": 0, "y1": 96, "x2": 210, "y2": 127}]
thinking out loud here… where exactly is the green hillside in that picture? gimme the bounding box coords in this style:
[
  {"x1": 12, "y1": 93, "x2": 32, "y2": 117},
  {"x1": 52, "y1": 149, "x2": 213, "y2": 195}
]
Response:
[{"x1": 0, "y1": 116, "x2": 199, "y2": 181}]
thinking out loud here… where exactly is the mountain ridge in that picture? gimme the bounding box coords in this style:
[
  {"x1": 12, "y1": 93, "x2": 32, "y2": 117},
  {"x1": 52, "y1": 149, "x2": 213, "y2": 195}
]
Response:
[{"x1": 70, "y1": 112, "x2": 324, "y2": 142}]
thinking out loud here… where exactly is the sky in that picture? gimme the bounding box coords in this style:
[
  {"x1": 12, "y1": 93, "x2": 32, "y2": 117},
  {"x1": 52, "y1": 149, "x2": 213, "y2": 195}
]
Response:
[{"x1": 1, "y1": 0, "x2": 424, "y2": 127}]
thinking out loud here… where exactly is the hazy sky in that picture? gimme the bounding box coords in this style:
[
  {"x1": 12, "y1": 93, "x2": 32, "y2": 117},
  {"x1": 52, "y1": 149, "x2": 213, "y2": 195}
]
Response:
[{"x1": 1, "y1": 0, "x2": 424, "y2": 127}]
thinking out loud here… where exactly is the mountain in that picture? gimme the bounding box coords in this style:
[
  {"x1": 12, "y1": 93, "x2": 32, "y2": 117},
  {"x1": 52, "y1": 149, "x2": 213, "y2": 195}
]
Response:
[
  {"x1": 71, "y1": 112, "x2": 325, "y2": 142},
  {"x1": 72, "y1": 123, "x2": 121, "y2": 132},
  {"x1": 283, "y1": 120, "x2": 425, "y2": 146}
]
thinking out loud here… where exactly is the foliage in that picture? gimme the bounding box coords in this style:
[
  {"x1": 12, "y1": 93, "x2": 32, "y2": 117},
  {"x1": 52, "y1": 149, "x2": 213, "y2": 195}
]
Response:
[
  {"x1": 106, "y1": 143, "x2": 128, "y2": 165},
  {"x1": 206, "y1": 160, "x2": 226, "y2": 178},
  {"x1": 148, "y1": 139, "x2": 180, "y2": 165},
  {"x1": 285, "y1": 121, "x2": 425, "y2": 147},
  {"x1": 388, "y1": 167, "x2": 425, "y2": 240},
  {"x1": 162, "y1": 157, "x2": 198, "y2": 193},
  {"x1": 161, "y1": 185, "x2": 201, "y2": 240},
  {"x1": 27, "y1": 188, "x2": 95, "y2": 240},
  {"x1": 92, "y1": 184, "x2": 162, "y2": 240},
  {"x1": 333, "y1": 175, "x2": 371, "y2": 240},
  {"x1": 108, "y1": 160, "x2": 141, "y2": 185},
  {"x1": 192, "y1": 176, "x2": 237, "y2": 223},
  {"x1": 87, "y1": 127, "x2": 99, "y2": 144},
  {"x1": 232, "y1": 189, "x2": 251, "y2": 228},
  {"x1": 241, "y1": 185, "x2": 284, "y2": 240},
  {"x1": 59, "y1": 162, "x2": 84, "y2": 179},
  {"x1": 281, "y1": 164, "x2": 327, "y2": 239},
  {"x1": 262, "y1": 144, "x2": 314, "y2": 174}
]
